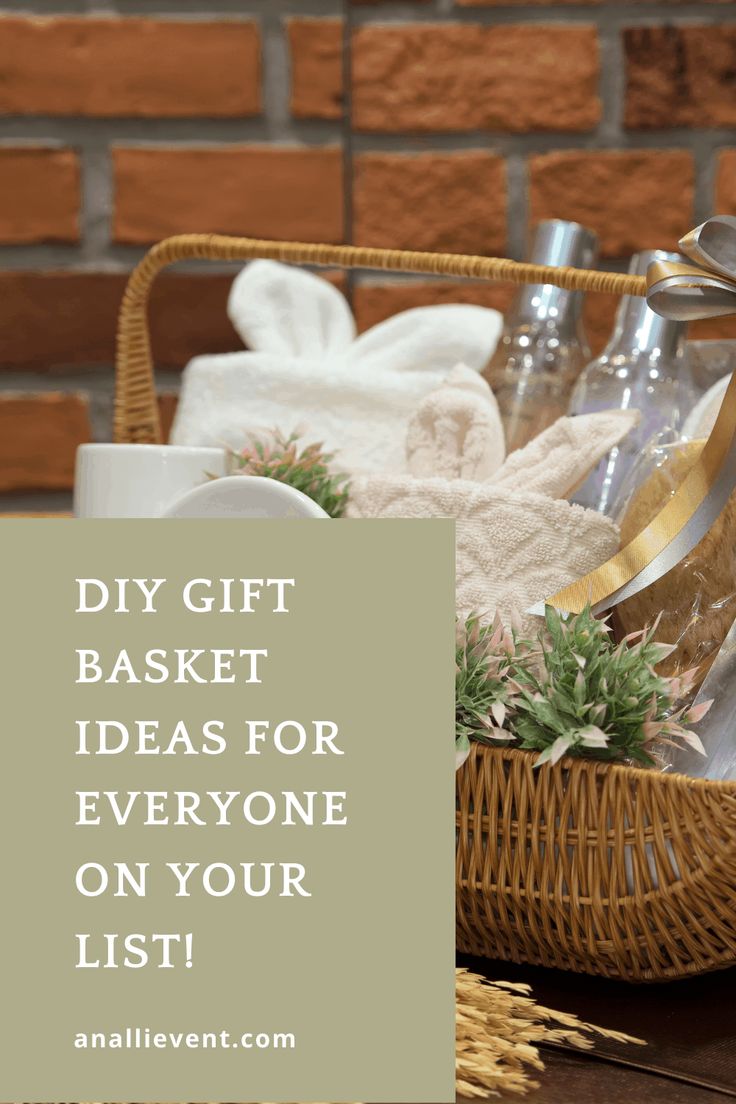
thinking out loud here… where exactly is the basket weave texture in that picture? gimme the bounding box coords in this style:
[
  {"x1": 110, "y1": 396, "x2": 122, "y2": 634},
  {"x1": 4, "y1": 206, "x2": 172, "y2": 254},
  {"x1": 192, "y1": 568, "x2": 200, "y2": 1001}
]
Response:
[
  {"x1": 115, "y1": 233, "x2": 736, "y2": 982},
  {"x1": 457, "y1": 745, "x2": 736, "y2": 981}
]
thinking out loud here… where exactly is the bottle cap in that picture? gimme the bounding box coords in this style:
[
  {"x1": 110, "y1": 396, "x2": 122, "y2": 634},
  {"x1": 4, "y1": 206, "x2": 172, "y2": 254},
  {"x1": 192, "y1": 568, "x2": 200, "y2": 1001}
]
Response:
[
  {"x1": 517, "y1": 220, "x2": 598, "y2": 324},
  {"x1": 627, "y1": 248, "x2": 682, "y2": 278},
  {"x1": 528, "y1": 220, "x2": 598, "y2": 270}
]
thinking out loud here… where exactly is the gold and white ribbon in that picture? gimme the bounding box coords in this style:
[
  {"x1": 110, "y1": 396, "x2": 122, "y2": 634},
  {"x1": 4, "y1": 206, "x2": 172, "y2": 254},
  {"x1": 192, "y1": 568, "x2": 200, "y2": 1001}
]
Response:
[
  {"x1": 648, "y1": 215, "x2": 736, "y2": 321},
  {"x1": 540, "y1": 215, "x2": 736, "y2": 615}
]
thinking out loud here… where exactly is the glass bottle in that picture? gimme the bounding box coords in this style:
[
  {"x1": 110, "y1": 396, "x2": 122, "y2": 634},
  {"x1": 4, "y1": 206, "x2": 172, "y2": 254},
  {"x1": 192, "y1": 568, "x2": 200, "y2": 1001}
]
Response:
[
  {"x1": 484, "y1": 219, "x2": 597, "y2": 452},
  {"x1": 569, "y1": 249, "x2": 698, "y2": 515}
]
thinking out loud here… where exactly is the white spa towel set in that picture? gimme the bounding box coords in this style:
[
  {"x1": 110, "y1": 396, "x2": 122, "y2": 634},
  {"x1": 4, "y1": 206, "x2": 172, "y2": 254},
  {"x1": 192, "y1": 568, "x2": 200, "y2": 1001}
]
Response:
[
  {"x1": 171, "y1": 260, "x2": 504, "y2": 476},
  {"x1": 173, "y1": 261, "x2": 640, "y2": 629}
]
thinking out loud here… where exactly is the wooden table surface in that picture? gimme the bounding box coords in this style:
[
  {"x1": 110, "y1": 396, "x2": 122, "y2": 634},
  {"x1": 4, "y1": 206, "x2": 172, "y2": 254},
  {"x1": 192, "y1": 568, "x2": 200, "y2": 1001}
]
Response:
[{"x1": 458, "y1": 953, "x2": 736, "y2": 1102}]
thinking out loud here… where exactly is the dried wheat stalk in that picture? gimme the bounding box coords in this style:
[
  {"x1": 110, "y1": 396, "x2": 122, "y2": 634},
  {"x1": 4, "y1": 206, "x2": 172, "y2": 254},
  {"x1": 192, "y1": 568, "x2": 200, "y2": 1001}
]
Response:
[{"x1": 456, "y1": 966, "x2": 644, "y2": 1097}]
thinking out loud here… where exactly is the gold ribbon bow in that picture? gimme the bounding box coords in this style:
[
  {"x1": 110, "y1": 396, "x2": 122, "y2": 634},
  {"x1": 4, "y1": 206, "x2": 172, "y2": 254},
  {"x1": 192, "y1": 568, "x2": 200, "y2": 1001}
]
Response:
[
  {"x1": 647, "y1": 215, "x2": 736, "y2": 321},
  {"x1": 543, "y1": 216, "x2": 736, "y2": 616}
]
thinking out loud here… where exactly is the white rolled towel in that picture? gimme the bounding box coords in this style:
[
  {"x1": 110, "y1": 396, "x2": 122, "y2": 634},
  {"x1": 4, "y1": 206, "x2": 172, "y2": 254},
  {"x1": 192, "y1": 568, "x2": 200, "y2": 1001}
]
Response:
[
  {"x1": 407, "y1": 364, "x2": 506, "y2": 482},
  {"x1": 349, "y1": 373, "x2": 637, "y2": 630},
  {"x1": 488, "y1": 409, "x2": 641, "y2": 499}
]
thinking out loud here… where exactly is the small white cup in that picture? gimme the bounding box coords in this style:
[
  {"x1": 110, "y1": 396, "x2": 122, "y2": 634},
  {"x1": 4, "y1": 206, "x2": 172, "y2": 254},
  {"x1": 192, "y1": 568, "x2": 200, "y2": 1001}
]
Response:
[
  {"x1": 162, "y1": 474, "x2": 329, "y2": 519},
  {"x1": 74, "y1": 444, "x2": 328, "y2": 520}
]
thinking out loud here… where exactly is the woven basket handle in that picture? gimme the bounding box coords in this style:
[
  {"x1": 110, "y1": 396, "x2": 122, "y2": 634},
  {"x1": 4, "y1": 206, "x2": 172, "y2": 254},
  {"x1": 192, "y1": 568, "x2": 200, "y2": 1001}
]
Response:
[{"x1": 115, "y1": 233, "x2": 646, "y2": 444}]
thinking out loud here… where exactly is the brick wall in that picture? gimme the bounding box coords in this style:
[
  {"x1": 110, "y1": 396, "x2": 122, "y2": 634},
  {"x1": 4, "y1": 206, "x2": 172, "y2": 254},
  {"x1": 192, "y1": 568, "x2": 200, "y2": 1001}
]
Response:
[{"x1": 2, "y1": 0, "x2": 736, "y2": 511}]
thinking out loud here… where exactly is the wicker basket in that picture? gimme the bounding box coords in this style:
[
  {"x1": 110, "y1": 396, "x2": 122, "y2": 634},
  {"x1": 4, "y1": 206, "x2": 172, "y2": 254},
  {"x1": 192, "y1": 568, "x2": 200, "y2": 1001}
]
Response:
[
  {"x1": 115, "y1": 234, "x2": 736, "y2": 983},
  {"x1": 457, "y1": 745, "x2": 736, "y2": 981}
]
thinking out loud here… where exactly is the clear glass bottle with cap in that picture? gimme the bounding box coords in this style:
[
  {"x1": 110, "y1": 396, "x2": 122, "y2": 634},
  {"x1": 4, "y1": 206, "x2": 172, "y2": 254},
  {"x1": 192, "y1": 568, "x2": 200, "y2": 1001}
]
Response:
[
  {"x1": 568, "y1": 249, "x2": 698, "y2": 515},
  {"x1": 484, "y1": 219, "x2": 598, "y2": 452}
]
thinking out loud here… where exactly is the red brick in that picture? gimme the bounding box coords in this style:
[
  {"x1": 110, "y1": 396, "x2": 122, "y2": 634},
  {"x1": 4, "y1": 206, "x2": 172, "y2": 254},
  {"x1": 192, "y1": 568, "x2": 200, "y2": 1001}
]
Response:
[
  {"x1": 0, "y1": 148, "x2": 79, "y2": 244},
  {"x1": 0, "y1": 269, "x2": 346, "y2": 371},
  {"x1": 625, "y1": 26, "x2": 736, "y2": 129},
  {"x1": 712, "y1": 152, "x2": 736, "y2": 339},
  {"x1": 529, "y1": 150, "x2": 694, "y2": 258},
  {"x1": 353, "y1": 152, "x2": 506, "y2": 254},
  {"x1": 0, "y1": 393, "x2": 91, "y2": 492},
  {"x1": 353, "y1": 281, "x2": 513, "y2": 331},
  {"x1": 0, "y1": 272, "x2": 242, "y2": 370},
  {"x1": 353, "y1": 24, "x2": 599, "y2": 133},
  {"x1": 113, "y1": 146, "x2": 344, "y2": 245},
  {"x1": 353, "y1": 280, "x2": 620, "y2": 356},
  {"x1": 716, "y1": 149, "x2": 736, "y2": 214},
  {"x1": 583, "y1": 294, "x2": 619, "y2": 356},
  {"x1": 288, "y1": 18, "x2": 343, "y2": 120},
  {"x1": 0, "y1": 16, "x2": 260, "y2": 118}
]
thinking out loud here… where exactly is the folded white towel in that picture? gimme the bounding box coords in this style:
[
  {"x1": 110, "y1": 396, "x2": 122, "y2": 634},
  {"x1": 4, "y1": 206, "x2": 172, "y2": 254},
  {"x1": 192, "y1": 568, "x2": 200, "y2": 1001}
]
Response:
[
  {"x1": 171, "y1": 261, "x2": 504, "y2": 477},
  {"x1": 228, "y1": 259, "x2": 356, "y2": 357},
  {"x1": 488, "y1": 409, "x2": 640, "y2": 499}
]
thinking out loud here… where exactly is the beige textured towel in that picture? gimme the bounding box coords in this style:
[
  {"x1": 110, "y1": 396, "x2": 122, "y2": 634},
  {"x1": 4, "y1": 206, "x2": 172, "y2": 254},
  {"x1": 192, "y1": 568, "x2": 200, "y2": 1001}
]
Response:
[
  {"x1": 347, "y1": 476, "x2": 619, "y2": 629},
  {"x1": 348, "y1": 372, "x2": 636, "y2": 628}
]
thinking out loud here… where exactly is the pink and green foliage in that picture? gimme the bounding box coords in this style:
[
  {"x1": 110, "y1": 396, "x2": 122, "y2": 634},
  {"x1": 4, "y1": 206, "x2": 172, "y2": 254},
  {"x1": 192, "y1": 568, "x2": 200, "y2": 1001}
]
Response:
[
  {"x1": 228, "y1": 431, "x2": 350, "y2": 518},
  {"x1": 456, "y1": 604, "x2": 711, "y2": 769}
]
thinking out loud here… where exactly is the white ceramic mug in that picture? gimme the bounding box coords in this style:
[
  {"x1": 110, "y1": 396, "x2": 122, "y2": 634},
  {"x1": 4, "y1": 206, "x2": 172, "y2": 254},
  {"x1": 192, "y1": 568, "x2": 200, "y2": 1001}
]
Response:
[{"x1": 74, "y1": 444, "x2": 329, "y2": 520}]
